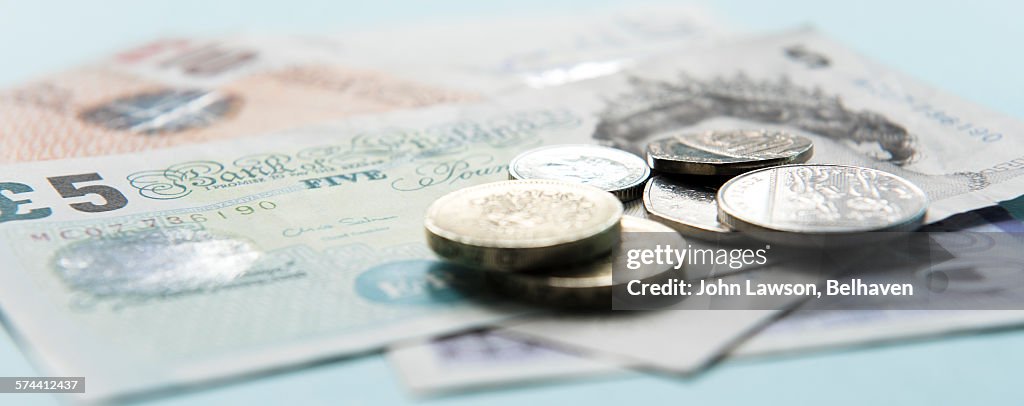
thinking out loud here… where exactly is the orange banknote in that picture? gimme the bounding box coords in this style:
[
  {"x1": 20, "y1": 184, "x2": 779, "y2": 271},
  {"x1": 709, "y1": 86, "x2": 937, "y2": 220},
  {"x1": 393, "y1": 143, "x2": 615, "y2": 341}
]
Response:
[{"x1": 0, "y1": 37, "x2": 475, "y2": 163}]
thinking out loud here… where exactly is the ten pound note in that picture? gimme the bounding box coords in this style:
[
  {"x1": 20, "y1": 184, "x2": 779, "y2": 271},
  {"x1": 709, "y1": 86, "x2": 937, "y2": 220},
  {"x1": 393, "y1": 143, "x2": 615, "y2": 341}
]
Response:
[{"x1": 2, "y1": 27, "x2": 1024, "y2": 403}]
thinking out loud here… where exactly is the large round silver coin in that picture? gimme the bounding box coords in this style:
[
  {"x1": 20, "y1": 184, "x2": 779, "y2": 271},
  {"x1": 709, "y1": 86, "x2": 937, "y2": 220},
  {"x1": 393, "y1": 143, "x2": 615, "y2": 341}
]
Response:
[
  {"x1": 485, "y1": 216, "x2": 685, "y2": 309},
  {"x1": 717, "y1": 164, "x2": 928, "y2": 245},
  {"x1": 509, "y1": 144, "x2": 650, "y2": 201},
  {"x1": 643, "y1": 176, "x2": 735, "y2": 240},
  {"x1": 646, "y1": 129, "x2": 813, "y2": 176},
  {"x1": 425, "y1": 179, "x2": 623, "y2": 272}
]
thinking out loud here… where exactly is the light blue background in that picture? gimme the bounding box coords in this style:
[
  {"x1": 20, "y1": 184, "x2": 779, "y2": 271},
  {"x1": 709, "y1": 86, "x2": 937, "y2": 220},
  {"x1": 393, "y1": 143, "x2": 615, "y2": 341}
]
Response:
[{"x1": 1, "y1": 0, "x2": 1023, "y2": 404}]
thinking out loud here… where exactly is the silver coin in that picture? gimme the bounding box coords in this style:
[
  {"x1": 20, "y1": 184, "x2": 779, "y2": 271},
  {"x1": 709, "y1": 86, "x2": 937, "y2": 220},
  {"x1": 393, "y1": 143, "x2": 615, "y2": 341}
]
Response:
[
  {"x1": 485, "y1": 216, "x2": 685, "y2": 309},
  {"x1": 643, "y1": 176, "x2": 735, "y2": 240},
  {"x1": 425, "y1": 179, "x2": 623, "y2": 272},
  {"x1": 509, "y1": 144, "x2": 651, "y2": 201},
  {"x1": 717, "y1": 164, "x2": 928, "y2": 245},
  {"x1": 646, "y1": 129, "x2": 813, "y2": 176}
]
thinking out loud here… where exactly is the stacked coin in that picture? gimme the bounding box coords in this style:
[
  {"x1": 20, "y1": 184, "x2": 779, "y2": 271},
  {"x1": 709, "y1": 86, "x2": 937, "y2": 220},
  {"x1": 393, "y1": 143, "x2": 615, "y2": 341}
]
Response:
[
  {"x1": 641, "y1": 129, "x2": 929, "y2": 246},
  {"x1": 425, "y1": 179, "x2": 684, "y2": 309},
  {"x1": 425, "y1": 134, "x2": 932, "y2": 308},
  {"x1": 641, "y1": 129, "x2": 806, "y2": 241},
  {"x1": 486, "y1": 216, "x2": 686, "y2": 308},
  {"x1": 646, "y1": 129, "x2": 813, "y2": 176},
  {"x1": 425, "y1": 179, "x2": 623, "y2": 272}
]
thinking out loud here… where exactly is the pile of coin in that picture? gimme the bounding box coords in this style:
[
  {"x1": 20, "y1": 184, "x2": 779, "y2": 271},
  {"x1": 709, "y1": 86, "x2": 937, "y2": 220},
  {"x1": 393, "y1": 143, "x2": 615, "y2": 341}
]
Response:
[
  {"x1": 646, "y1": 129, "x2": 813, "y2": 176},
  {"x1": 424, "y1": 179, "x2": 684, "y2": 308},
  {"x1": 425, "y1": 128, "x2": 929, "y2": 307},
  {"x1": 642, "y1": 129, "x2": 926, "y2": 244}
]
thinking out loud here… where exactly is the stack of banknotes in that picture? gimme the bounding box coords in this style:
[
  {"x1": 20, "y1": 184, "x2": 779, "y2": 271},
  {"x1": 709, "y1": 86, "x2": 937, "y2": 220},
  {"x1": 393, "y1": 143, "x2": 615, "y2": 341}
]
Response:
[{"x1": 2, "y1": 5, "x2": 1024, "y2": 402}]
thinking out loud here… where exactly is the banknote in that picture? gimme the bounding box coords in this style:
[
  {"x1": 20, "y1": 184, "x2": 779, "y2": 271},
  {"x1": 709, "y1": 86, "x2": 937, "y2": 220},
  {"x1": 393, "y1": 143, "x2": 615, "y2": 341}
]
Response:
[
  {"x1": 0, "y1": 5, "x2": 727, "y2": 163},
  {"x1": 3, "y1": 27, "x2": 1024, "y2": 401},
  {"x1": 390, "y1": 294, "x2": 804, "y2": 393},
  {"x1": 496, "y1": 254, "x2": 829, "y2": 374},
  {"x1": 388, "y1": 330, "x2": 623, "y2": 394},
  {"x1": 732, "y1": 206, "x2": 1024, "y2": 357},
  {"x1": 0, "y1": 105, "x2": 604, "y2": 401},
  {"x1": 387, "y1": 262, "x2": 819, "y2": 392}
]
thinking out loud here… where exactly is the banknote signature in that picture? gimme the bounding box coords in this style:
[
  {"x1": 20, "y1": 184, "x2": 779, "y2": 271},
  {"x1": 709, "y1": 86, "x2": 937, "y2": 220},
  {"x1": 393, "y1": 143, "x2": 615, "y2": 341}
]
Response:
[{"x1": 282, "y1": 215, "x2": 399, "y2": 238}]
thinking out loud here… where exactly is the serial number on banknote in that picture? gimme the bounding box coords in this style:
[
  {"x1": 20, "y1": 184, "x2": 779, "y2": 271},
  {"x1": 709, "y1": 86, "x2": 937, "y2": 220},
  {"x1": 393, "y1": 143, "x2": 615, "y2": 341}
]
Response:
[{"x1": 24, "y1": 201, "x2": 279, "y2": 242}]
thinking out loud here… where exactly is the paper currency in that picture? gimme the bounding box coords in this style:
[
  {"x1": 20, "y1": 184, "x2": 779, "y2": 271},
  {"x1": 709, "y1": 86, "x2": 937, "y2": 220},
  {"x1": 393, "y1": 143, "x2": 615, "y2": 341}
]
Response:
[
  {"x1": 497, "y1": 257, "x2": 824, "y2": 374},
  {"x1": 0, "y1": 5, "x2": 727, "y2": 163},
  {"x1": 389, "y1": 304, "x2": 791, "y2": 393},
  {"x1": 0, "y1": 7, "x2": 729, "y2": 399},
  {"x1": 388, "y1": 330, "x2": 622, "y2": 394},
  {"x1": 0, "y1": 106, "x2": 598, "y2": 401},
  {"x1": 388, "y1": 265, "x2": 817, "y2": 393},
  {"x1": 500, "y1": 311, "x2": 778, "y2": 374},
  {"x1": 732, "y1": 206, "x2": 1024, "y2": 357},
  {"x1": 3, "y1": 26, "x2": 1024, "y2": 401}
]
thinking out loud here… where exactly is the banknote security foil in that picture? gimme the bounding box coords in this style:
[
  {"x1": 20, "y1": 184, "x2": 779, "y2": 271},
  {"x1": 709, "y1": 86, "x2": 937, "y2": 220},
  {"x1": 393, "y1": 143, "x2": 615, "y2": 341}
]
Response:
[
  {"x1": 52, "y1": 228, "x2": 261, "y2": 296},
  {"x1": 78, "y1": 89, "x2": 243, "y2": 134}
]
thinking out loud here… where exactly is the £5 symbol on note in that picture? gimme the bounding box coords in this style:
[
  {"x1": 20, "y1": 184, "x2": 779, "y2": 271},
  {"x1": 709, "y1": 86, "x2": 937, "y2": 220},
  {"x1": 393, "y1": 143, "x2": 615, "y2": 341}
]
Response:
[{"x1": 0, "y1": 173, "x2": 128, "y2": 223}]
